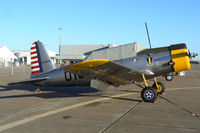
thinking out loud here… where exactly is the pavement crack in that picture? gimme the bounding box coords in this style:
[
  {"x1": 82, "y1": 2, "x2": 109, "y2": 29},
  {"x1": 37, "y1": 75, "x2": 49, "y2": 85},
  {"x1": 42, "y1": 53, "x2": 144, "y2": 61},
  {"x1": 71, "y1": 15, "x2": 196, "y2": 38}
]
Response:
[
  {"x1": 126, "y1": 122, "x2": 200, "y2": 131},
  {"x1": 158, "y1": 95, "x2": 200, "y2": 118},
  {"x1": 99, "y1": 102, "x2": 140, "y2": 133}
]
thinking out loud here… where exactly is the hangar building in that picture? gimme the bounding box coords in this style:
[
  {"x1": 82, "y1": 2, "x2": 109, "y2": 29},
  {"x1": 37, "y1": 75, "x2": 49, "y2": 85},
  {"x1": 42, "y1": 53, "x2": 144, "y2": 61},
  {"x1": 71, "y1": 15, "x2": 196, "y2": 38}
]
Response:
[
  {"x1": 13, "y1": 50, "x2": 57, "y2": 66},
  {"x1": 58, "y1": 42, "x2": 145, "y2": 62},
  {"x1": 1, "y1": 42, "x2": 145, "y2": 67},
  {"x1": 59, "y1": 44, "x2": 118, "y2": 61},
  {"x1": 0, "y1": 45, "x2": 17, "y2": 67},
  {"x1": 85, "y1": 42, "x2": 145, "y2": 61}
]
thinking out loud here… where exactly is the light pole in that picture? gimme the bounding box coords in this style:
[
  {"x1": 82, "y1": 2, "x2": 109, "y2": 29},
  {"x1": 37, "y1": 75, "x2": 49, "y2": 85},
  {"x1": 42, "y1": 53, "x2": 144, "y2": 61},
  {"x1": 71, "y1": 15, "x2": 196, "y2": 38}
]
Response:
[
  {"x1": 59, "y1": 27, "x2": 62, "y2": 65},
  {"x1": 59, "y1": 27, "x2": 62, "y2": 46},
  {"x1": 11, "y1": 58, "x2": 13, "y2": 76}
]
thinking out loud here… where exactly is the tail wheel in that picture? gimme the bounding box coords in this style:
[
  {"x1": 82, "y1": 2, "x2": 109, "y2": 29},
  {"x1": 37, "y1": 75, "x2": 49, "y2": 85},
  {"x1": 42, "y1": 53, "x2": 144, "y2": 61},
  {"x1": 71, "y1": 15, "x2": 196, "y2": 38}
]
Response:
[
  {"x1": 165, "y1": 75, "x2": 173, "y2": 81},
  {"x1": 141, "y1": 87, "x2": 158, "y2": 103},
  {"x1": 152, "y1": 82, "x2": 165, "y2": 94}
]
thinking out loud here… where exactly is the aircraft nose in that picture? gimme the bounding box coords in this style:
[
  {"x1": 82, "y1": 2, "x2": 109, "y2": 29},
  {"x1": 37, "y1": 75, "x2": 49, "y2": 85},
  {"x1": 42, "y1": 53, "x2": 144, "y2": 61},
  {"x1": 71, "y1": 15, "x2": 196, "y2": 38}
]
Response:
[{"x1": 170, "y1": 43, "x2": 191, "y2": 72}]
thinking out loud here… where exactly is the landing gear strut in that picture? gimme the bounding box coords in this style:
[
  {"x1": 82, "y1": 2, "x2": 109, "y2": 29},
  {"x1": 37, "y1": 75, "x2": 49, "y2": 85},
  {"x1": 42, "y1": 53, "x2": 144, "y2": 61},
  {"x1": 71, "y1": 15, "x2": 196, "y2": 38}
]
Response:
[
  {"x1": 152, "y1": 81, "x2": 165, "y2": 95},
  {"x1": 132, "y1": 74, "x2": 165, "y2": 103}
]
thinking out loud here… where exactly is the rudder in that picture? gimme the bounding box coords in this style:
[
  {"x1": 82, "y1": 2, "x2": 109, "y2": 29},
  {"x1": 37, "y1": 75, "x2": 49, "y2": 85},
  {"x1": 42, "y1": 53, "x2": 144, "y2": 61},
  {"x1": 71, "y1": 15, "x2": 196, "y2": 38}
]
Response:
[{"x1": 31, "y1": 41, "x2": 55, "y2": 77}]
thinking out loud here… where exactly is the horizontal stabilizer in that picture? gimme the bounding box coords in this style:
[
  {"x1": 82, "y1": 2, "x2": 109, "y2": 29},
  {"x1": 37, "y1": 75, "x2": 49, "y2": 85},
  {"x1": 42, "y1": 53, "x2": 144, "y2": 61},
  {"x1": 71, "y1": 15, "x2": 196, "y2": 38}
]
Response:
[{"x1": 7, "y1": 77, "x2": 49, "y2": 86}]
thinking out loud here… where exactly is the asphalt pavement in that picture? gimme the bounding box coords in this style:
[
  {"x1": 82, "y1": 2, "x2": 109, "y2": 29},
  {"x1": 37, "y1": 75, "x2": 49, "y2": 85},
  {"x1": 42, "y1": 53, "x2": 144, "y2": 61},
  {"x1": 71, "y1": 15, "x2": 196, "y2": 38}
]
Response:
[{"x1": 0, "y1": 65, "x2": 199, "y2": 133}]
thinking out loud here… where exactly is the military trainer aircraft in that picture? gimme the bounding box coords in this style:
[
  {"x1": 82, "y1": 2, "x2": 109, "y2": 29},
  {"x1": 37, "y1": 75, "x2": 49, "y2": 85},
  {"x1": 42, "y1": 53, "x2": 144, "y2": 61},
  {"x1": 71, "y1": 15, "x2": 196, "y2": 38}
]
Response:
[{"x1": 8, "y1": 41, "x2": 191, "y2": 103}]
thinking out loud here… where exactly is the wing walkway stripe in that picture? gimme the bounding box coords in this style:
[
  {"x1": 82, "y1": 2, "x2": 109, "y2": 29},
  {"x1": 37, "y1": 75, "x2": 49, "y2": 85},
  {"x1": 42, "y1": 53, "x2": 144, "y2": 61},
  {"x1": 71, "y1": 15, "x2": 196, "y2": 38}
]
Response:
[{"x1": 0, "y1": 92, "x2": 137, "y2": 132}]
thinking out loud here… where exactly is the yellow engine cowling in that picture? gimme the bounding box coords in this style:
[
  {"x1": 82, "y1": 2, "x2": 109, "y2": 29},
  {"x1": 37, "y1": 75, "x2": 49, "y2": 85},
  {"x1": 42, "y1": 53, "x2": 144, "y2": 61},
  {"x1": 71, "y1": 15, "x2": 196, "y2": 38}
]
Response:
[{"x1": 170, "y1": 44, "x2": 191, "y2": 72}]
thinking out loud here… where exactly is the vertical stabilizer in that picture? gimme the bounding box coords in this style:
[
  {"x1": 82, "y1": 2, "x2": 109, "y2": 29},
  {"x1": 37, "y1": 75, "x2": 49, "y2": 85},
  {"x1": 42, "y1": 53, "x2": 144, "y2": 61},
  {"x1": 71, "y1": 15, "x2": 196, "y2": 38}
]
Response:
[{"x1": 31, "y1": 41, "x2": 55, "y2": 77}]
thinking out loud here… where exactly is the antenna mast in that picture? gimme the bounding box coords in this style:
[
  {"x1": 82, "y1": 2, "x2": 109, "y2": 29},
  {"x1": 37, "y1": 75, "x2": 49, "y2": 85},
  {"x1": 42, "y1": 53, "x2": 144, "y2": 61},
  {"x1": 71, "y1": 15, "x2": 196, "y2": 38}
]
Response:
[{"x1": 145, "y1": 22, "x2": 152, "y2": 49}]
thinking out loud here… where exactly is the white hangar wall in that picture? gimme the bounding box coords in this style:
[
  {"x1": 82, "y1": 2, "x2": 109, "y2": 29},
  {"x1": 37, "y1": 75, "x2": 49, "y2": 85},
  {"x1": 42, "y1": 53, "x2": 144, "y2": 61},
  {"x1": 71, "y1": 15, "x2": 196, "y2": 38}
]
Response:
[
  {"x1": 59, "y1": 45, "x2": 107, "y2": 60},
  {"x1": 85, "y1": 42, "x2": 145, "y2": 61}
]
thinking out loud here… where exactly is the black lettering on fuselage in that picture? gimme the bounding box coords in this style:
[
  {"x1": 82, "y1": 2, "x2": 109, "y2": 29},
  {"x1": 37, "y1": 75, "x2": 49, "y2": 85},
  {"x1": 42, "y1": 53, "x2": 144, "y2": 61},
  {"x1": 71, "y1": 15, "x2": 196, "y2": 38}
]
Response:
[
  {"x1": 64, "y1": 72, "x2": 83, "y2": 81},
  {"x1": 65, "y1": 72, "x2": 72, "y2": 81}
]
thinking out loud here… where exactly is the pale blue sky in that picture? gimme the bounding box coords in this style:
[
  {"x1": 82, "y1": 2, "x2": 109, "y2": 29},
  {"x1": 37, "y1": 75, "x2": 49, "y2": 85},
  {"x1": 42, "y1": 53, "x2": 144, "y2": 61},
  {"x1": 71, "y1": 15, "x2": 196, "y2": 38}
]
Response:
[{"x1": 0, "y1": 0, "x2": 199, "y2": 59}]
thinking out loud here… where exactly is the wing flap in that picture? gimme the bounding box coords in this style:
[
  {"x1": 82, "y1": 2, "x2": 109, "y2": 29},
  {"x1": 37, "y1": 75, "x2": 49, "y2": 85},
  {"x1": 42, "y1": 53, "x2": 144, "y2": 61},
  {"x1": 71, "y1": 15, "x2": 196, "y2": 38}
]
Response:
[{"x1": 7, "y1": 77, "x2": 49, "y2": 86}]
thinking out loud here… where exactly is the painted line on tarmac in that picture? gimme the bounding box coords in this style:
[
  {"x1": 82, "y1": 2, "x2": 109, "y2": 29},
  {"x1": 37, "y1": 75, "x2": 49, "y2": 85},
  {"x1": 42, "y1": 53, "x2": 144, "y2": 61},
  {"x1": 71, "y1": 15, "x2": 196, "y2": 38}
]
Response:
[
  {"x1": 168, "y1": 86, "x2": 200, "y2": 91},
  {"x1": 0, "y1": 92, "x2": 138, "y2": 132}
]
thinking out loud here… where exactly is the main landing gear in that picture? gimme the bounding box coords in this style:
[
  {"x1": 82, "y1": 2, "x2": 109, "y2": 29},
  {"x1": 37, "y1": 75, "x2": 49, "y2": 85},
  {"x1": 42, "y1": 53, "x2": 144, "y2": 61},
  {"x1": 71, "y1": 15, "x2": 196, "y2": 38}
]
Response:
[
  {"x1": 133, "y1": 74, "x2": 165, "y2": 103},
  {"x1": 152, "y1": 81, "x2": 165, "y2": 95},
  {"x1": 141, "y1": 87, "x2": 157, "y2": 103}
]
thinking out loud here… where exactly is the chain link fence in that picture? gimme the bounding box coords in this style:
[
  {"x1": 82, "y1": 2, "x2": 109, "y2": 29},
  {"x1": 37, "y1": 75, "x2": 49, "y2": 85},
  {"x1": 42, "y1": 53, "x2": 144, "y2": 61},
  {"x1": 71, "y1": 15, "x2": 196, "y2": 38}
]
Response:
[{"x1": 0, "y1": 65, "x2": 31, "y2": 77}]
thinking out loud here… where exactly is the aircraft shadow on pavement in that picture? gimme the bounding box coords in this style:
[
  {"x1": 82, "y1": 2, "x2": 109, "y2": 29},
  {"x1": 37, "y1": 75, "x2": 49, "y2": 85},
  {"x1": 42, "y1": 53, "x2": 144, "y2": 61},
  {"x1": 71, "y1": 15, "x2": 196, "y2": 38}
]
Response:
[
  {"x1": 0, "y1": 85, "x2": 99, "y2": 99},
  {"x1": 0, "y1": 85, "x2": 141, "y2": 102}
]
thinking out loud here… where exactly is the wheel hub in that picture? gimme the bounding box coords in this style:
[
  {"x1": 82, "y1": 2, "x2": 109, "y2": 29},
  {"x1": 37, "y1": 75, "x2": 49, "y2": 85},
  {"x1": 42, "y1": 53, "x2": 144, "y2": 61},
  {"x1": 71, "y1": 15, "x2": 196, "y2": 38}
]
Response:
[
  {"x1": 156, "y1": 85, "x2": 162, "y2": 93},
  {"x1": 144, "y1": 90, "x2": 154, "y2": 100}
]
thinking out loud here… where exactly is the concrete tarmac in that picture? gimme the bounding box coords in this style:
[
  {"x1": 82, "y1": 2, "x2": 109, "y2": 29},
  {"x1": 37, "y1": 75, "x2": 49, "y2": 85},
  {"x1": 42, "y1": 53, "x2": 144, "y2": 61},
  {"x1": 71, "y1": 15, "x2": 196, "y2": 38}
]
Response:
[{"x1": 0, "y1": 65, "x2": 199, "y2": 133}]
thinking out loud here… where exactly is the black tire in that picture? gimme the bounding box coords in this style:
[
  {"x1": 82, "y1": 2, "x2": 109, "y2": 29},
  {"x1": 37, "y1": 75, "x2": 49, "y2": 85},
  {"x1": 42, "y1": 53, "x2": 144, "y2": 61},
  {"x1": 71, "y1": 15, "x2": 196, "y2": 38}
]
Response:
[
  {"x1": 152, "y1": 82, "x2": 165, "y2": 94},
  {"x1": 141, "y1": 87, "x2": 158, "y2": 103},
  {"x1": 165, "y1": 75, "x2": 173, "y2": 81}
]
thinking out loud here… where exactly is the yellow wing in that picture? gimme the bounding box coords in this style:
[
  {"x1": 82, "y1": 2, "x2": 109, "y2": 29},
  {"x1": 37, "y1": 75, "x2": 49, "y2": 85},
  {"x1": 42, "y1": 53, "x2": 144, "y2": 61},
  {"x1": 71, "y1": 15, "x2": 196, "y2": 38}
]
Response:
[{"x1": 64, "y1": 59, "x2": 151, "y2": 86}]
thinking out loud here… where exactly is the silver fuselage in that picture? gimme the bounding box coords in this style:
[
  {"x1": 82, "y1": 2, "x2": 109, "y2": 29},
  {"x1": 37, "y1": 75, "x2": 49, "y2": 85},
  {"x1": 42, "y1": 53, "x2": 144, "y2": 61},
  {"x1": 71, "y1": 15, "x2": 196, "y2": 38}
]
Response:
[{"x1": 32, "y1": 50, "x2": 172, "y2": 87}]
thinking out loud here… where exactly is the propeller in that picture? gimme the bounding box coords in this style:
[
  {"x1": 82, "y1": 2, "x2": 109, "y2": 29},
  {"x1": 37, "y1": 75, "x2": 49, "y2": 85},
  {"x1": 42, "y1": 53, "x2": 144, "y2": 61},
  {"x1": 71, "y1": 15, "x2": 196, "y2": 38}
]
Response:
[{"x1": 187, "y1": 50, "x2": 198, "y2": 58}]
